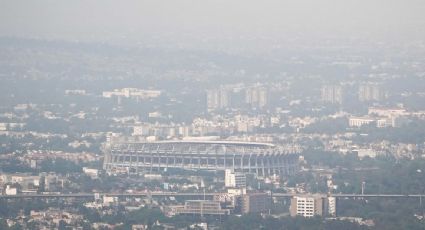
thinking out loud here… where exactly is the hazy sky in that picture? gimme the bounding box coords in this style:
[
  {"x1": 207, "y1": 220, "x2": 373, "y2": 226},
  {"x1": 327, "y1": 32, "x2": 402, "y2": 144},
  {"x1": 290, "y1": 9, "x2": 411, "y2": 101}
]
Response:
[{"x1": 1, "y1": 0, "x2": 424, "y2": 43}]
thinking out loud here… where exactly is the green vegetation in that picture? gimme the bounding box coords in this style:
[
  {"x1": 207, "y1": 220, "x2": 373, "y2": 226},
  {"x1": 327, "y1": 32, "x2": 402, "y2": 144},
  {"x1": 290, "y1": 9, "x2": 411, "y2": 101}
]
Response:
[
  {"x1": 86, "y1": 207, "x2": 369, "y2": 230},
  {"x1": 221, "y1": 215, "x2": 368, "y2": 230},
  {"x1": 354, "y1": 119, "x2": 425, "y2": 144}
]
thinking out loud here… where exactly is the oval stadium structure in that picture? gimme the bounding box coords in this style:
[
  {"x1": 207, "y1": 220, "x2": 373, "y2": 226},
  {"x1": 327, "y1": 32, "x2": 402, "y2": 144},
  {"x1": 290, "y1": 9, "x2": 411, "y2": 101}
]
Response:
[{"x1": 103, "y1": 141, "x2": 299, "y2": 176}]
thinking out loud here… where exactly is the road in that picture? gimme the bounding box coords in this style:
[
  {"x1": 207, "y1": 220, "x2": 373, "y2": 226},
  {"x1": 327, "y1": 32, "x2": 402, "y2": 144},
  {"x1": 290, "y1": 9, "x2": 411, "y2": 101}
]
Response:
[{"x1": 2, "y1": 192, "x2": 425, "y2": 199}]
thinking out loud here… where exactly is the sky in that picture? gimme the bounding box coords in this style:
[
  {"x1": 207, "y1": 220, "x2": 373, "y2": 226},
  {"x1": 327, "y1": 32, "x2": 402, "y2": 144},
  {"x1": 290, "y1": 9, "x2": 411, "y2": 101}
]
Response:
[{"x1": 0, "y1": 0, "x2": 424, "y2": 44}]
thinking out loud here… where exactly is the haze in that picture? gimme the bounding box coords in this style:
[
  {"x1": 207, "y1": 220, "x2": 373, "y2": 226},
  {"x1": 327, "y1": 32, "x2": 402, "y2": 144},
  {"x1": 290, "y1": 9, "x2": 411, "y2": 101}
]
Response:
[
  {"x1": 1, "y1": 1, "x2": 425, "y2": 229},
  {"x1": 1, "y1": 0, "x2": 425, "y2": 44}
]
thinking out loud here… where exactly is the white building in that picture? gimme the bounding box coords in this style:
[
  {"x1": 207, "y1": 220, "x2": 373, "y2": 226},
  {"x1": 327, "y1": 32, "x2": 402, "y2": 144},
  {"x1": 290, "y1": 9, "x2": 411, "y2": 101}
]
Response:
[
  {"x1": 206, "y1": 88, "x2": 231, "y2": 112},
  {"x1": 103, "y1": 196, "x2": 119, "y2": 205},
  {"x1": 245, "y1": 86, "x2": 268, "y2": 108},
  {"x1": 290, "y1": 196, "x2": 319, "y2": 217},
  {"x1": 133, "y1": 125, "x2": 150, "y2": 136},
  {"x1": 83, "y1": 167, "x2": 99, "y2": 179},
  {"x1": 349, "y1": 115, "x2": 407, "y2": 128},
  {"x1": 368, "y1": 107, "x2": 406, "y2": 117},
  {"x1": 103, "y1": 88, "x2": 161, "y2": 99},
  {"x1": 356, "y1": 149, "x2": 378, "y2": 158},
  {"x1": 225, "y1": 169, "x2": 246, "y2": 188},
  {"x1": 5, "y1": 185, "x2": 18, "y2": 195},
  {"x1": 290, "y1": 195, "x2": 337, "y2": 217},
  {"x1": 359, "y1": 84, "x2": 385, "y2": 102},
  {"x1": 0, "y1": 123, "x2": 7, "y2": 131},
  {"x1": 327, "y1": 197, "x2": 337, "y2": 216},
  {"x1": 321, "y1": 85, "x2": 342, "y2": 104},
  {"x1": 348, "y1": 117, "x2": 375, "y2": 127},
  {"x1": 376, "y1": 118, "x2": 392, "y2": 128}
]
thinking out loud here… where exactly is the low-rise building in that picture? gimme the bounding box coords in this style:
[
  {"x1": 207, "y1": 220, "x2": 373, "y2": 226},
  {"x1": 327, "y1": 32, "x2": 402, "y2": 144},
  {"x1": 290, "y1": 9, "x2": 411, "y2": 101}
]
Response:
[
  {"x1": 349, "y1": 117, "x2": 375, "y2": 127},
  {"x1": 170, "y1": 200, "x2": 231, "y2": 216},
  {"x1": 5, "y1": 185, "x2": 18, "y2": 195},
  {"x1": 83, "y1": 167, "x2": 99, "y2": 179}
]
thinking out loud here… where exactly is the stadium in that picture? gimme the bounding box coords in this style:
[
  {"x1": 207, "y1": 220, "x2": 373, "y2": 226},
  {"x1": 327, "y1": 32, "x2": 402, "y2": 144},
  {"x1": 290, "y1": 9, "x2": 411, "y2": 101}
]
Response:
[{"x1": 102, "y1": 140, "x2": 299, "y2": 176}]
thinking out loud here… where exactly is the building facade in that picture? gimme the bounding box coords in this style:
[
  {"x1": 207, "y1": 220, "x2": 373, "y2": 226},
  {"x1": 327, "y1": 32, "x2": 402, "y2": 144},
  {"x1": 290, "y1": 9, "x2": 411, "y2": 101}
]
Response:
[
  {"x1": 103, "y1": 141, "x2": 299, "y2": 177},
  {"x1": 321, "y1": 85, "x2": 342, "y2": 104},
  {"x1": 241, "y1": 193, "x2": 270, "y2": 214},
  {"x1": 170, "y1": 200, "x2": 231, "y2": 216},
  {"x1": 290, "y1": 195, "x2": 336, "y2": 217},
  {"x1": 225, "y1": 169, "x2": 246, "y2": 188},
  {"x1": 359, "y1": 84, "x2": 385, "y2": 102},
  {"x1": 207, "y1": 88, "x2": 231, "y2": 112}
]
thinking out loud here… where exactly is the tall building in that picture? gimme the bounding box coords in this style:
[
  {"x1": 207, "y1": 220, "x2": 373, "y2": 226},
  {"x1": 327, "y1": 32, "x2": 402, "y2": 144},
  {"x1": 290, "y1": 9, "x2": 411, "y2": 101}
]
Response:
[
  {"x1": 241, "y1": 193, "x2": 271, "y2": 214},
  {"x1": 290, "y1": 195, "x2": 336, "y2": 217},
  {"x1": 225, "y1": 169, "x2": 246, "y2": 188},
  {"x1": 321, "y1": 85, "x2": 342, "y2": 104},
  {"x1": 206, "y1": 88, "x2": 230, "y2": 112},
  {"x1": 359, "y1": 83, "x2": 385, "y2": 102},
  {"x1": 327, "y1": 196, "x2": 337, "y2": 216},
  {"x1": 245, "y1": 86, "x2": 268, "y2": 108}
]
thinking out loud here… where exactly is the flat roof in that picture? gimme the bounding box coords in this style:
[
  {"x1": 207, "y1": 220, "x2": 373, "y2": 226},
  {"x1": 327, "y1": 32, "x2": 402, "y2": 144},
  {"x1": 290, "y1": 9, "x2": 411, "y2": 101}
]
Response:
[{"x1": 114, "y1": 140, "x2": 275, "y2": 148}]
